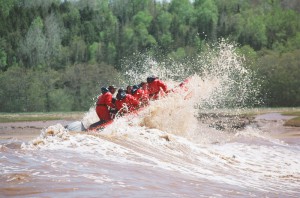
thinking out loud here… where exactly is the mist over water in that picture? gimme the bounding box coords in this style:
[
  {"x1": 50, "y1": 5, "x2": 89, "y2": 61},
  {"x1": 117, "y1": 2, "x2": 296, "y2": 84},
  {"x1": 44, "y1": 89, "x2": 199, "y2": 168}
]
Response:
[{"x1": 1, "y1": 41, "x2": 299, "y2": 197}]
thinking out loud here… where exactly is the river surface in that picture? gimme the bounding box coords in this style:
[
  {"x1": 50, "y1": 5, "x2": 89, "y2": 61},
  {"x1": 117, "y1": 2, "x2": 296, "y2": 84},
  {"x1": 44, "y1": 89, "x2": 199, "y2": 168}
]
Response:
[{"x1": 1, "y1": 111, "x2": 299, "y2": 197}]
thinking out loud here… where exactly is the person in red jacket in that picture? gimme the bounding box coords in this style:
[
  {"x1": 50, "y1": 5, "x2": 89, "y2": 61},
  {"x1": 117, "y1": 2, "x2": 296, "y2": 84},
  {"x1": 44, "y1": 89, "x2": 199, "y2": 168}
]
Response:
[
  {"x1": 108, "y1": 85, "x2": 118, "y2": 118},
  {"x1": 95, "y1": 87, "x2": 114, "y2": 122},
  {"x1": 131, "y1": 84, "x2": 149, "y2": 106},
  {"x1": 115, "y1": 90, "x2": 140, "y2": 114},
  {"x1": 146, "y1": 75, "x2": 168, "y2": 100},
  {"x1": 140, "y1": 82, "x2": 149, "y2": 98}
]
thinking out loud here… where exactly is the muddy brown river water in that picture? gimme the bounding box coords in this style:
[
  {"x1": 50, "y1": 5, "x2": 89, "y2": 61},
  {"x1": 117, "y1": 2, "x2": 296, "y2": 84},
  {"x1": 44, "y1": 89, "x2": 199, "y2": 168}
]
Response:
[{"x1": 0, "y1": 112, "x2": 299, "y2": 197}]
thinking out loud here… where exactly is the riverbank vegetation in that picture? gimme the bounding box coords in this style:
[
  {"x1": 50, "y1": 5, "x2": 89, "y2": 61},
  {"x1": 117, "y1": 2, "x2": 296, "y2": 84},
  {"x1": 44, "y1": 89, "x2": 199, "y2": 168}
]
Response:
[
  {"x1": 0, "y1": 0, "x2": 299, "y2": 112},
  {"x1": 282, "y1": 111, "x2": 300, "y2": 127},
  {"x1": 0, "y1": 112, "x2": 84, "y2": 123}
]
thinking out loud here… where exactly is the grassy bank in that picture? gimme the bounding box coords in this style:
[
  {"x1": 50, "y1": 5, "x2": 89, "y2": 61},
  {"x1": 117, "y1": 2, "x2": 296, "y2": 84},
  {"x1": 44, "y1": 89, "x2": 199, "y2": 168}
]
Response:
[
  {"x1": 0, "y1": 112, "x2": 85, "y2": 123},
  {"x1": 240, "y1": 108, "x2": 300, "y2": 127},
  {"x1": 284, "y1": 117, "x2": 300, "y2": 127},
  {"x1": 281, "y1": 110, "x2": 300, "y2": 127}
]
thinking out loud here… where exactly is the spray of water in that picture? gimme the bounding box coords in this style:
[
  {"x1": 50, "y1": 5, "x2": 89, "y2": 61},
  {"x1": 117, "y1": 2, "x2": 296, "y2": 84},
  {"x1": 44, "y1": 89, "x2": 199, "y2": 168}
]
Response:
[
  {"x1": 120, "y1": 39, "x2": 261, "y2": 108},
  {"x1": 194, "y1": 40, "x2": 261, "y2": 109},
  {"x1": 53, "y1": 39, "x2": 262, "y2": 142},
  {"x1": 77, "y1": 39, "x2": 261, "y2": 140}
]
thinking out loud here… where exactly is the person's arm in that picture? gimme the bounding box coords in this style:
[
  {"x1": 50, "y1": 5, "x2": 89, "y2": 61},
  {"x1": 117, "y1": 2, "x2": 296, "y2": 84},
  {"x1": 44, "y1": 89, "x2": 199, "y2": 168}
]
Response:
[
  {"x1": 105, "y1": 93, "x2": 114, "y2": 108},
  {"x1": 96, "y1": 95, "x2": 101, "y2": 105},
  {"x1": 115, "y1": 100, "x2": 121, "y2": 111},
  {"x1": 128, "y1": 95, "x2": 140, "y2": 107},
  {"x1": 158, "y1": 80, "x2": 168, "y2": 92}
]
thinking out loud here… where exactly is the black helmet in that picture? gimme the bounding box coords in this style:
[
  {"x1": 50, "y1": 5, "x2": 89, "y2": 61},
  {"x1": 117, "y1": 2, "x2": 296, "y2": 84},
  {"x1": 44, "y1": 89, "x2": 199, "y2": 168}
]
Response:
[
  {"x1": 132, "y1": 85, "x2": 139, "y2": 89},
  {"x1": 117, "y1": 91, "x2": 126, "y2": 100},
  {"x1": 131, "y1": 85, "x2": 140, "y2": 94},
  {"x1": 101, "y1": 87, "x2": 109, "y2": 93},
  {"x1": 147, "y1": 75, "x2": 157, "y2": 83},
  {"x1": 131, "y1": 88, "x2": 138, "y2": 95}
]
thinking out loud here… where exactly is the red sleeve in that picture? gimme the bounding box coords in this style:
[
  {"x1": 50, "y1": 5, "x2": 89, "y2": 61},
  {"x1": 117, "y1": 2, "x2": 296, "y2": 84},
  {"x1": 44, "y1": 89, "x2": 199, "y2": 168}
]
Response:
[
  {"x1": 104, "y1": 93, "x2": 114, "y2": 108},
  {"x1": 128, "y1": 95, "x2": 139, "y2": 107},
  {"x1": 136, "y1": 89, "x2": 144, "y2": 100},
  {"x1": 143, "y1": 90, "x2": 149, "y2": 98},
  {"x1": 158, "y1": 80, "x2": 168, "y2": 92},
  {"x1": 96, "y1": 95, "x2": 101, "y2": 105},
  {"x1": 115, "y1": 100, "x2": 122, "y2": 110}
]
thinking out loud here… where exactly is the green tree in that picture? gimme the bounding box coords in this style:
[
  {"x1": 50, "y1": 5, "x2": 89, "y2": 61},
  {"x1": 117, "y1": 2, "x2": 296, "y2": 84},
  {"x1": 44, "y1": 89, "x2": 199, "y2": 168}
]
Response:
[
  {"x1": 257, "y1": 50, "x2": 300, "y2": 106},
  {"x1": 0, "y1": 0, "x2": 15, "y2": 18},
  {"x1": 0, "y1": 48, "x2": 7, "y2": 70},
  {"x1": 156, "y1": 10, "x2": 173, "y2": 50},
  {"x1": 18, "y1": 16, "x2": 47, "y2": 68},
  {"x1": 69, "y1": 36, "x2": 87, "y2": 63},
  {"x1": 49, "y1": 88, "x2": 73, "y2": 111},
  {"x1": 238, "y1": 11, "x2": 267, "y2": 50},
  {"x1": 106, "y1": 42, "x2": 117, "y2": 65},
  {"x1": 215, "y1": 0, "x2": 251, "y2": 39},
  {"x1": 122, "y1": 27, "x2": 138, "y2": 56},
  {"x1": 265, "y1": 8, "x2": 300, "y2": 49},
  {"x1": 0, "y1": 66, "x2": 28, "y2": 112},
  {"x1": 88, "y1": 42, "x2": 101, "y2": 64},
  {"x1": 286, "y1": 32, "x2": 300, "y2": 51},
  {"x1": 61, "y1": 2, "x2": 81, "y2": 46},
  {"x1": 132, "y1": 11, "x2": 157, "y2": 50},
  {"x1": 62, "y1": 63, "x2": 121, "y2": 110},
  {"x1": 168, "y1": 47, "x2": 186, "y2": 61},
  {"x1": 169, "y1": 0, "x2": 194, "y2": 47},
  {"x1": 44, "y1": 13, "x2": 63, "y2": 69},
  {"x1": 0, "y1": 38, "x2": 7, "y2": 70},
  {"x1": 237, "y1": 45, "x2": 257, "y2": 69},
  {"x1": 194, "y1": 0, "x2": 219, "y2": 40}
]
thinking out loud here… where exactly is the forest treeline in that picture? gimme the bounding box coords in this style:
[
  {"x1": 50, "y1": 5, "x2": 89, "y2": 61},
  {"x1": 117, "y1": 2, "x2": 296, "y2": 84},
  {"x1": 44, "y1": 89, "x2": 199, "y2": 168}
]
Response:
[{"x1": 0, "y1": 0, "x2": 299, "y2": 112}]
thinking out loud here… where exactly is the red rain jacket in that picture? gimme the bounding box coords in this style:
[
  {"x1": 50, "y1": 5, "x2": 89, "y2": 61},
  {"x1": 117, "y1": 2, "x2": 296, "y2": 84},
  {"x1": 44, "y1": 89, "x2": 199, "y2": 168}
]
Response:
[
  {"x1": 132, "y1": 89, "x2": 149, "y2": 106},
  {"x1": 115, "y1": 94, "x2": 140, "y2": 113},
  {"x1": 96, "y1": 92, "x2": 114, "y2": 121},
  {"x1": 147, "y1": 79, "x2": 168, "y2": 100}
]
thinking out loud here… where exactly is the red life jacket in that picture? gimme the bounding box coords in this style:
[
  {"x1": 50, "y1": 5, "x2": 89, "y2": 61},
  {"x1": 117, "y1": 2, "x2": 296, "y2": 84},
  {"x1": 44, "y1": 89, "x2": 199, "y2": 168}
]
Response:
[
  {"x1": 147, "y1": 79, "x2": 168, "y2": 100},
  {"x1": 115, "y1": 94, "x2": 139, "y2": 113},
  {"x1": 132, "y1": 89, "x2": 149, "y2": 106},
  {"x1": 96, "y1": 92, "x2": 114, "y2": 121}
]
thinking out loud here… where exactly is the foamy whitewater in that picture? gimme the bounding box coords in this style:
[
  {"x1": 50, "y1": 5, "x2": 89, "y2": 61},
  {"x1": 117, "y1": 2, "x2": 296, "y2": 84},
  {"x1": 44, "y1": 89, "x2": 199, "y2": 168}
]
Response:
[{"x1": 1, "y1": 42, "x2": 299, "y2": 197}]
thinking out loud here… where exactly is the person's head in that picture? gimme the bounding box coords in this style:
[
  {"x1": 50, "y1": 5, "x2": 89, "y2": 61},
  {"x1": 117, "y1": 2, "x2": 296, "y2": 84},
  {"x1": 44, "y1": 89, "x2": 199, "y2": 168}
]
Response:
[
  {"x1": 118, "y1": 88, "x2": 124, "y2": 93},
  {"x1": 116, "y1": 91, "x2": 126, "y2": 100},
  {"x1": 133, "y1": 85, "x2": 139, "y2": 89},
  {"x1": 101, "y1": 87, "x2": 109, "y2": 94},
  {"x1": 108, "y1": 85, "x2": 116, "y2": 94},
  {"x1": 126, "y1": 85, "x2": 132, "y2": 93},
  {"x1": 139, "y1": 82, "x2": 147, "y2": 89},
  {"x1": 131, "y1": 85, "x2": 139, "y2": 95},
  {"x1": 147, "y1": 75, "x2": 157, "y2": 83}
]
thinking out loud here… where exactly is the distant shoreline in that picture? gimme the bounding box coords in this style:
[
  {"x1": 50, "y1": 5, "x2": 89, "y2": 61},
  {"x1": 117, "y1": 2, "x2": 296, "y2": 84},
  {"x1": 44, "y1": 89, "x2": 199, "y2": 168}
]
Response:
[{"x1": 0, "y1": 112, "x2": 85, "y2": 123}]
